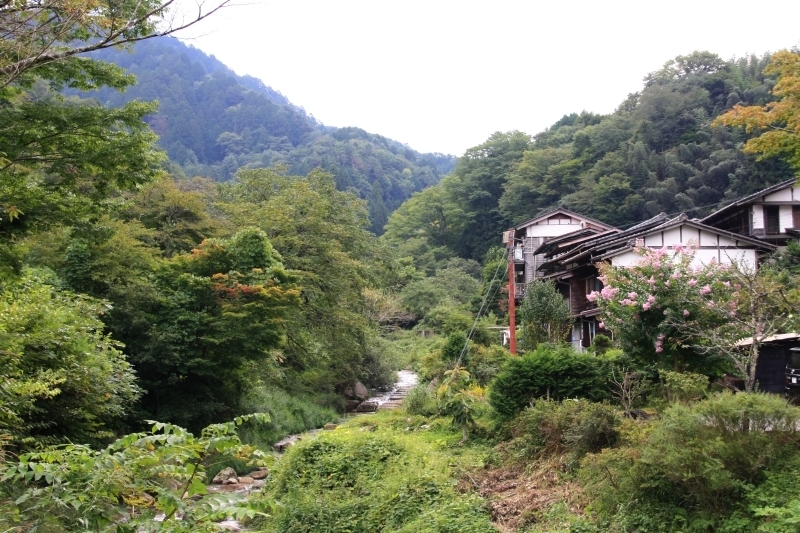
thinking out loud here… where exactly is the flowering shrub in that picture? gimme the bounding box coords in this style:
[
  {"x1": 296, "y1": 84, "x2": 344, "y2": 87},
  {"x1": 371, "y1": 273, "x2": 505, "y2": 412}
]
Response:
[
  {"x1": 592, "y1": 245, "x2": 730, "y2": 373},
  {"x1": 593, "y1": 244, "x2": 798, "y2": 390}
]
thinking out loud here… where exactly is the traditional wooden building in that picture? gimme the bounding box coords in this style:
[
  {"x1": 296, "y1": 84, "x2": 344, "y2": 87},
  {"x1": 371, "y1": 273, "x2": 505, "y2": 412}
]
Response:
[
  {"x1": 503, "y1": 208, "x2": 614, "y2": 300},
  {"x1": 701, "y1": 178, "x2": 800, "y2": 246},
  {"x1": 533, "y1": 213, "x2": 776, "y2": 350}
]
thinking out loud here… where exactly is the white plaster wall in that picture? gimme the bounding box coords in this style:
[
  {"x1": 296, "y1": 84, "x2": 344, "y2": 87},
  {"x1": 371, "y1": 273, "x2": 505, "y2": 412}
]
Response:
[
  {"x1": 764, "y1": 188, "x2": 794, "y2": 202},
  {"x1": 526, "y1": 224, "x2": 583, "y2": 238},
  {"x1": 663, "y1": 227, "x2": 681, "y2": 244},
  {"x1": 644, "y1": 233, "x2": 663, "y2": 247},
  {"x1": 681, "y1": 227, "x2": 702, "y2": 245},
  {"x1": 718, "y1": 235, "x2": 734, "y2": 247},
  {"x1": 752, "y1": 205, "x2": 764, "y2": 229},
  {"x1": 700, "y1": 230, "x2": 719, "y2": 247},
  {"x1": 611, "y1": 251, "x2": 641, "y2": 267}
]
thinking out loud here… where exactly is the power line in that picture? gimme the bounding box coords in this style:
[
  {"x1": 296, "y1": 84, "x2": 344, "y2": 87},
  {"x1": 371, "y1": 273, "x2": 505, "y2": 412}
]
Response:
[{"x1": 455, "y1": 248, "x2": 509, "y2": 368}]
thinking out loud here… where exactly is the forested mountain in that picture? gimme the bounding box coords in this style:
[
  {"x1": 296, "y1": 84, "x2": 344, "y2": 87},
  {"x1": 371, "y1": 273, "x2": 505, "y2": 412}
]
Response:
[
  {"x1": 383, "y1": 51, "x2": 795, "y2": 265},
  {"x1": 75, "y1": 37, "x2": 456, "y2": 234}
]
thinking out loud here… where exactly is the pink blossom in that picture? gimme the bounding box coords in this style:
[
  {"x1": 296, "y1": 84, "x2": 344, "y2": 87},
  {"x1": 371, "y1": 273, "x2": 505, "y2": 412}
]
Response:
[
  {"x1": 700, "y1": 285, "x2": 712, "y2": 295},
  {"x1": 723, "y1": 281, "x2": 730, "y2": 287},
  {"x1": 628, "y1": 292, "x2": 638, "y2": 299},
  {"x1": 647, "y1": 276, "x2": 656, "y2": 285},
  {"x1": 598, "y1": 322, "x2": 605, "y2": 329},
  {"x1": 653, "y1": 261, "x2": 661, "y2": 269},
  {"x1": 598, "y1": 275, "x2": 608, "y2": 284},
  {"x1": 683, "y1": 309, "x2": 690, "y2": 316},
  {"x1": 647, "y1": 295, "x2": 656, "y2": 303},
  {"x1": 657, "y1": 333, "x2": 665, "y2": 341},
  {"x1": 643, "y1": 302, "x2": 651, "y2": 311},
  {"x1": 688, "y1": 279, "x2": 698, "y2": 286},
  {"x1": 586, "y1": 292, "x2": 598, "y2": 302},
  {"x1": 601, "y1": 286, "x2": 619, "y2": 299},
  {"x1": 665, "y1": 280, "x2": 670, "y2": 287},
  {"x1": 673, "y1": 243, "x2": 684, "y2": 252},
  {"x1": 655, "y1": 346, "x2": 664, "y2": 353}
]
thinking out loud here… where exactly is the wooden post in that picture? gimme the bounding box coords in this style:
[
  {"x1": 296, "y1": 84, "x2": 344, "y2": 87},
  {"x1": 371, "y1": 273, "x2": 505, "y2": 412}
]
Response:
[{"x1": 508, "y1": 242, "x2": 517, "y2": 355}]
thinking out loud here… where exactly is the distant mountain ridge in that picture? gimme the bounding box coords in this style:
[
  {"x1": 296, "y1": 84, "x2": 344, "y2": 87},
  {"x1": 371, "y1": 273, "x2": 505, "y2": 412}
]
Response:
[{"x1": 77, "y1": 37, "x2": 457, "y2": 234}]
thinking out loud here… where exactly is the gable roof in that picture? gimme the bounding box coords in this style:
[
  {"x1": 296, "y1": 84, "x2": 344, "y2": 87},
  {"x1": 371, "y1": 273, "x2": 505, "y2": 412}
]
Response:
[
  {"x1": 701, "y1": 178, "x2": 798, "y2": 224},
  {"x1": 537, "y1": 213, "x2": 776, "y2": 274},
  {"x1": 512, "y1": 207, "x2": 616, "y2": 231}
]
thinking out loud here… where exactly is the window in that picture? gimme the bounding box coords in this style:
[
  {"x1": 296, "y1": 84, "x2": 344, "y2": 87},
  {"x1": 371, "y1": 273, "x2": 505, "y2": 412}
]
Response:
[
  {"x1": 765, "y1": 206, "x2": 780, "y2": 235},
  {"x1": 793, "y1": 205, "x2": 800, "y2": 229}
]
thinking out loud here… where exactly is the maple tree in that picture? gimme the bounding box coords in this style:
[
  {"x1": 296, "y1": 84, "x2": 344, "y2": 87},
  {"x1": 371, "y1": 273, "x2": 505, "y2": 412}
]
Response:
[{"x1": 714, "y1": 50, "x2": 800, "y2": 171}]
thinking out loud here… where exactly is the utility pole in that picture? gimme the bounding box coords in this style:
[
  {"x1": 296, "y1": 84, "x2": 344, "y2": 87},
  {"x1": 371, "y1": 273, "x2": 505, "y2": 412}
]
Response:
[{"x1": 508, "y1": 239, "x2": 517, "y2": 355}]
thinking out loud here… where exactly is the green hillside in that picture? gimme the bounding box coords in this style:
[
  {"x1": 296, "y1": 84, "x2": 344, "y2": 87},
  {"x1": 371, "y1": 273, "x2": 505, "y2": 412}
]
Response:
[
  {"x1": 76, "y1": 37, "x2": 456, "y2": 234},
  {"x1": 384, "y1": 51, "x2": 795, "y2": 264}
]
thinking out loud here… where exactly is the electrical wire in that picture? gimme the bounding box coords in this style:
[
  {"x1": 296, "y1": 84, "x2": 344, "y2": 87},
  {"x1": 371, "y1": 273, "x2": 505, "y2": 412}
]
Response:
[{"x1": 454, "y1": 248, "x2": 509, "y2": 368}]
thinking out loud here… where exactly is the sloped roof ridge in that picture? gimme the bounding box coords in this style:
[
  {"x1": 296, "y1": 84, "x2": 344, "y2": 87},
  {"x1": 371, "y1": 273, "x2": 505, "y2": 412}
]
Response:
[
  {"x1": 513, "y1": 206, "x2": 615, "y2": 230},
  {"x1": 581, "y1": 213, "x2": 670, "y2": 248},
  {"x1": 701, "y1": 178, "x2": 798, "y2": 222}
]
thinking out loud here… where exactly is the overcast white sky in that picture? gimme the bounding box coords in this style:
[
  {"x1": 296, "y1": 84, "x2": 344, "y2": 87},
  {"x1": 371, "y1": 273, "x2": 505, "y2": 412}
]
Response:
[{"x1": 176, "y1": 0, "x2": 800, "y2": 156}]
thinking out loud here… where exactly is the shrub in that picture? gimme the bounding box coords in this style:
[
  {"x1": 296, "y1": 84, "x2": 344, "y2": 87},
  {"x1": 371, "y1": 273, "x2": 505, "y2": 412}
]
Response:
[
  {"x1": 404, "y1": 385, "x2": 438, "y2": 416},
  {"x1": 488, "y1": 344, "x2": 610, "y2": 419},
  {"x1": 468, "y1": 344, "x2": 511, "y2": 386},
  {"x1": 509, "y1": 399, "x2": 621, "y2": 462},
  {"x1": 580, "y1": 392, "x2": 800, "y2": 527},
  {"x1": 659, "y1": 369, "x2": 709, "y2": 404}
]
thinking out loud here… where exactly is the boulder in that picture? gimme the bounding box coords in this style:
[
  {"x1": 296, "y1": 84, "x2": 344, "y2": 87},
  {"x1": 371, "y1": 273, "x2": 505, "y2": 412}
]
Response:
[
  {"x1": 353, "y1": 381, "x2": 369, "y2": 400},
  {"x1": 345, "y1": 400, "x2": 361, "y2": 412},
  {"x1": 250, "y1": 469, "x2": 268, "y2": 480},
  {"x1": 238, "y1": 476, "x2": 254, "y2": 484},
  {"x1": 323, "y1": 423, "x2": 338, "y2": 430},
  {"x1": 212, "y1": 467, "x2": 238, "y2": 484},
  {"x1": 273, "y1": 435, "x2": 301, "y2": 453},
  {"x1": 356, "y1": 401, "x2": 378, "y2": 413}
]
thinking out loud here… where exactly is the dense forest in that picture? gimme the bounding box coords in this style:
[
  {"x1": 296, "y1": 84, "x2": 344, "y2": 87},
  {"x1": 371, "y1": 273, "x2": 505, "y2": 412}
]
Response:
[
  {"x1": 383, "y1": 51, "x2": 794, "y2": 267},
  {"x1": 73, "y1": 37, "x2": 456, "y2": 234}
]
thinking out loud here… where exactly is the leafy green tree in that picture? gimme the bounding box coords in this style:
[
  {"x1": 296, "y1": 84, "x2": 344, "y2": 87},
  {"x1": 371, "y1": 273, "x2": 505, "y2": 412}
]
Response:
[
  {"x1": 0, "y1": 270, "x2": 141, "y2": 447},
  {"x1": 117, "y1": 228, "x2": 300, "y2": 430},
  {"x1": 518, "y1": 279, "x2": 573, "y2": 350},
  {"x1": 215, "y1": 168, "x2": 377, "y2": 389}
]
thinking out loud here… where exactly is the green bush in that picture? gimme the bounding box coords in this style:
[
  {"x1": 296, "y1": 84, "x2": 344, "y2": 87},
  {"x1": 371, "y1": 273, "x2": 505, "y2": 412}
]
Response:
[
  {"x1": 579, "y1": 392, "x2": 800, "y2": 529},
  {"x1": 509, "y1": 399, "x2": 621, "y2": 462},
  {"x1": 404, "y1": 385, "x2": 438, "y2": 416},
  {"x1": 488, "y1": 344, "x2": 610, "y2": 419},
  {"x1": 468, "y1": 344, "x2": 510, "y2": 386},
  {"x1": 659, "y1": 369, "x2": 709, "y2": 404}
]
